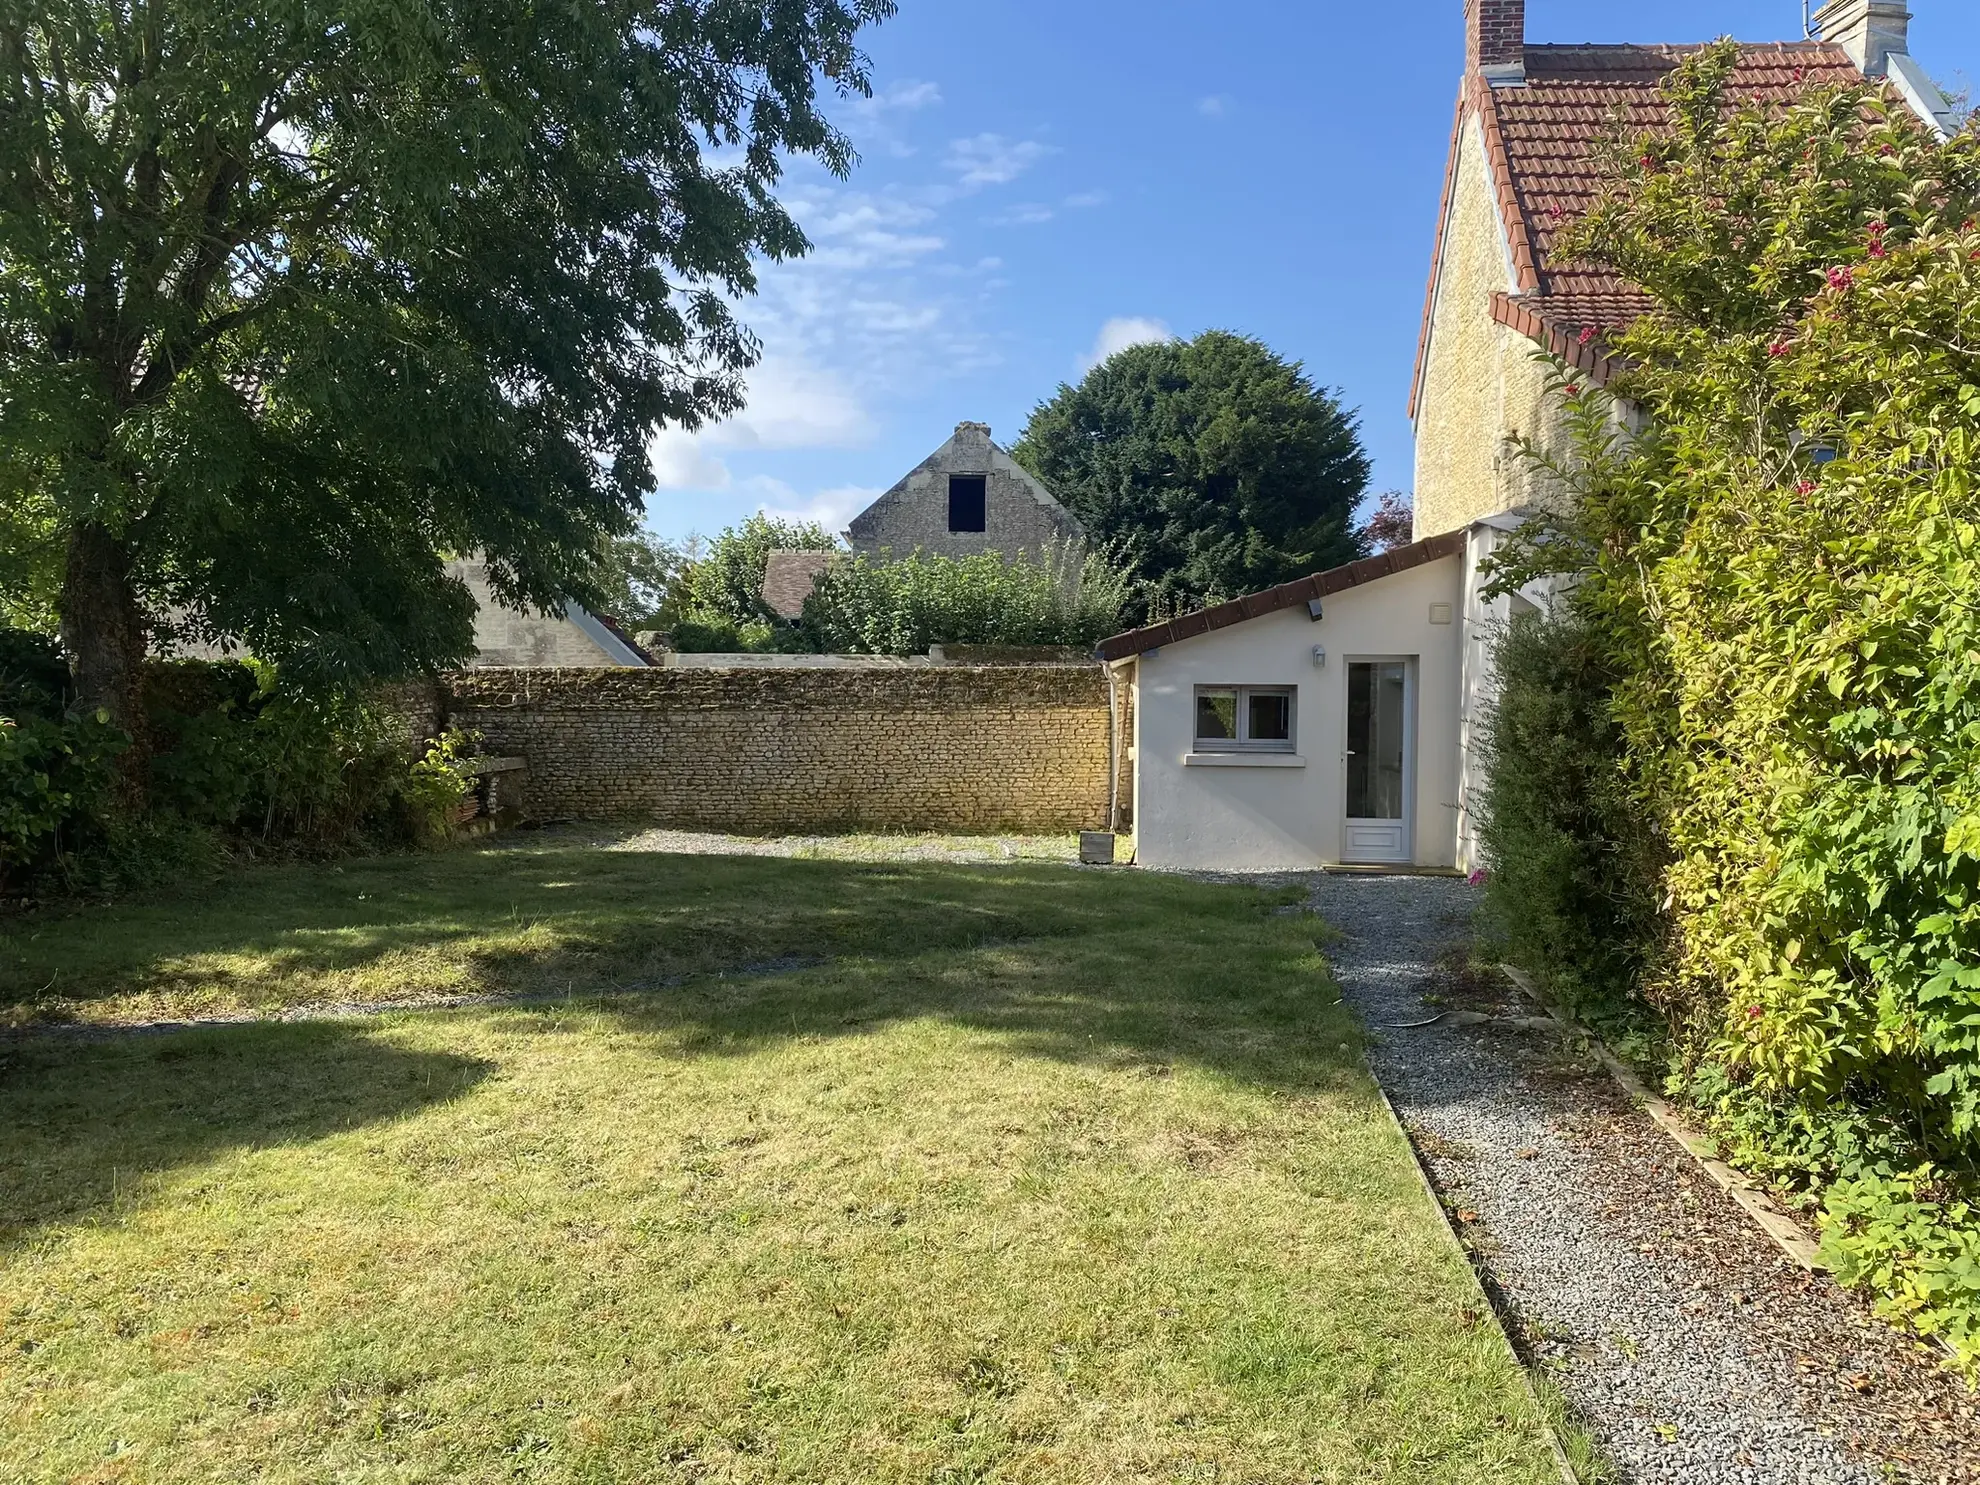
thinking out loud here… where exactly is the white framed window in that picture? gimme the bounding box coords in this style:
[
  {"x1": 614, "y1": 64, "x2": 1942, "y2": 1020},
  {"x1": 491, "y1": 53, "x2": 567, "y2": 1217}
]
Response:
[{"x1": 1193, "y1": 685, "x2": 1296, "y2": 753}]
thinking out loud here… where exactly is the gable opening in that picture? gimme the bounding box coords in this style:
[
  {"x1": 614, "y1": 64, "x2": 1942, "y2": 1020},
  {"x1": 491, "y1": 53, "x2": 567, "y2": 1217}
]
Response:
[{"x1": 947, "y1": 475, "x2": 987, "y2": 533}]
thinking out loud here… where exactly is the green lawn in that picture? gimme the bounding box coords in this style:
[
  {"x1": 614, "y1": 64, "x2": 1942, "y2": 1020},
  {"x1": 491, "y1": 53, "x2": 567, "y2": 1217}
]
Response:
[{"x1": 0, "y1": 844, "x2": 1559, "y2": 1483}]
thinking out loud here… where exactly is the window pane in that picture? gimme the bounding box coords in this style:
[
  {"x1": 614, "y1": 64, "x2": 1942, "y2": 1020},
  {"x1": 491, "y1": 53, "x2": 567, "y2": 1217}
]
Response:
[
  {"x1": 1195, "y1": 690, "x2": 1238, "y2": 742},
  {"x1": 1347, "y1": 663, "x2": 1406, "y2": 819},
  {"x1": 1247, "y1": 691, "x2": 1291, "y2": 743}
]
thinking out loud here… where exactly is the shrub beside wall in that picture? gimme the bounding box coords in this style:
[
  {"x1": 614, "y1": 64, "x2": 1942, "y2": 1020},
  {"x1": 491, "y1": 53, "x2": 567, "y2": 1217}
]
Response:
[
  {"x1": 1475, "y1": 614, "x2": 1664, "y2": 1029},
  {"x1": 0, "y1": 635, "x2": 468, "y2": 897}
]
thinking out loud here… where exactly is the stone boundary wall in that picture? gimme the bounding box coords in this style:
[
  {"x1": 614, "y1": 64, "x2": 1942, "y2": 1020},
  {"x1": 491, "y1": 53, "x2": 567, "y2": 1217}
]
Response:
[{"x1": 442, "y1": 665, "x2": 1119, "y2": 833}]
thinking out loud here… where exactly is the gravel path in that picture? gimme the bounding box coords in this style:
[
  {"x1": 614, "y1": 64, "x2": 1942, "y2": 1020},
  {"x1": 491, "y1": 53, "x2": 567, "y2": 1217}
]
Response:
[{"x1": 1310, "y1": 873, "x2": 1979, "y2": 1485}]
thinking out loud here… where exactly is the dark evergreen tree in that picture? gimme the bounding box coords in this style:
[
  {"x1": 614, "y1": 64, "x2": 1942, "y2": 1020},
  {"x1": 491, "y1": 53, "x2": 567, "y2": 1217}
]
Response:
[{"x1": 1011, "y1": 331, "x2": 1370, "y2": 616}]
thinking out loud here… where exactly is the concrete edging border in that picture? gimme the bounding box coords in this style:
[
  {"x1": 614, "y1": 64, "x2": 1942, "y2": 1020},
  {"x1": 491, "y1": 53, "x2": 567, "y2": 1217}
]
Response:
[
  {"x1": 1368, "y1": 1077, "x2": 1583, "y2": 1485},
  {"x1": 1495, "y1": 963, "x2": 1824, "y2": 1272}
]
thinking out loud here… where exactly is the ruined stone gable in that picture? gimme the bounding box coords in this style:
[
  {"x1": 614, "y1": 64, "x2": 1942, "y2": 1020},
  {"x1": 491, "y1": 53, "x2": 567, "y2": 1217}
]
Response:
[{"x1": 846, "y1": 421, "x2": 1084, "y2": 561}]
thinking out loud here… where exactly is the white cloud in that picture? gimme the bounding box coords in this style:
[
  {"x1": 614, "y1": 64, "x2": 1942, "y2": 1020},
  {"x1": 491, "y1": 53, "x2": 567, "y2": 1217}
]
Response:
[
  {"x1": 1197, "y1": 95, "x2": 1232, "y2": 118},
  {"x1": 850, "y1": 79, "x2": 942, "y2": 118},
  {"x1": 1080, "y1": 316, "x2": 1175, "y2": 372},
  {"x1": 987, "y1": 202, "x2": 1055, "y2": 227},
  {"x1": 751, "y1": 479, "x2": 885, "y2": 535},
  {"x1": 1062, "y1": 190, "x2": 1109, "y2": 210},
  {"x1": 648, "y1": 354, "x2": 873, "y2": 491},
  {"x1": 945, "y1": 133, "x2": 1055, "y2": 188}
]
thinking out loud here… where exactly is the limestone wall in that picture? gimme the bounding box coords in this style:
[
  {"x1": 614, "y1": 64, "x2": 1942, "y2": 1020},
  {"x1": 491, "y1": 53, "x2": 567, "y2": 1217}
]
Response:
[
  {"x1": 1414, "y1": 115, "x2": 1578, "y2": 539},
  {"x1": 443, "y1": 664, "x2": 1116, "y2": 832}
]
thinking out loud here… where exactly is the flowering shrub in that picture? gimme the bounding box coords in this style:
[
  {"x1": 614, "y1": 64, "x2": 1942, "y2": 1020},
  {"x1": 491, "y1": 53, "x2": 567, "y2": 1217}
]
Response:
[{"x1": 1484, "y1": 42, "x2": 1980, "y2": 1366}]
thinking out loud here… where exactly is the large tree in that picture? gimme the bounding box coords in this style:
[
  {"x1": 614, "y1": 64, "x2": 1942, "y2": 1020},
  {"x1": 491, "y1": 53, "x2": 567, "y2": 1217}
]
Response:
[
  {"x1": 0, "y1": 0, "x2": 892, "y2": 772},
  {"x1": 1011, "y1": 330, "x2": 1369, "y2": 615}
]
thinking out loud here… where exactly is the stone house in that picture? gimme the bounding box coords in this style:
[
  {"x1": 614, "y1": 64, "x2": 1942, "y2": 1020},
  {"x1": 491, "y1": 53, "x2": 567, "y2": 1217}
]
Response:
[
  {"x1": 450, "y1": 557, "x2": 651, "y2": 668},
  {"x1": 1101, "y1": 0, "x2": 1958, "y2": 873},
  {"x1": 846, "y1": 421, "x2": 1084, "y2": 561}
]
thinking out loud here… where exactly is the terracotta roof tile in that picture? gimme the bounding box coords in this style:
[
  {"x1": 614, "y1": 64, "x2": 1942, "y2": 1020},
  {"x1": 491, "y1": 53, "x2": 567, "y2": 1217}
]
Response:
[
  {"x1": 1503, "y1": 43, "x2": 1860, "y2": 304},
  {"x1": 1413, "y1": 41, "x2": 1866, "y2": 404}
]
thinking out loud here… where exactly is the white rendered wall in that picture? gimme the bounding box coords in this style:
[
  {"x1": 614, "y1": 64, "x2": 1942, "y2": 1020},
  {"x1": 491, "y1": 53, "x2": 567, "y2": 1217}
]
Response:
[{"x1": 1132, "y1": 554, "x2": 1466, "y2": 872}]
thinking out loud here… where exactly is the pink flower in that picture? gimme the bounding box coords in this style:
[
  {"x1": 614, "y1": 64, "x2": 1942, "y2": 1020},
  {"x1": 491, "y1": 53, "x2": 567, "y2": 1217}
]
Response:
[
  {"x1": 1579, "y1": 326, "x2": 1597, "y2": 346},
  {"x1": 1869, "y1": 243, "x2": 1887, "y2": 259},
  {"x1": 1640, "y1": 154, "x2": 1658, "y2": 170},
  {"x1": 1467, "y1": 869, "x2": 1488, "y2": 887},
  {"x1": 1768, "y1": 341, "x2": 1791, "y2": 357},
  {"x1": 1827, "y1": 266, "x2": 1854, "y2": 292},
  {"x1": 1796, "y1": 480, "x2": 1818, "y2": 495},
  {"x1": 1868, "y1": 220, "x2": 1887, "y2": 237},
  {"x1": 1747, "y1": 1005, "x2": 1765, "y2": 1019}
]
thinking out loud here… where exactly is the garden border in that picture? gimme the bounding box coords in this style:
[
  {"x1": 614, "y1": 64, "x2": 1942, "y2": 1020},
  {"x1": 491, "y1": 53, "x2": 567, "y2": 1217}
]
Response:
[{"x1": 1495, "y1": 962, "x2": 1823, "y2": 1270}]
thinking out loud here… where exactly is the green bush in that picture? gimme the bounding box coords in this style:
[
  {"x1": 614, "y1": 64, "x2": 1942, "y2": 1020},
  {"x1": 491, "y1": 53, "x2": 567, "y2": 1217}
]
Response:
[
  {"x1": 402, "y1": 728, "x2": 485, "y2": 846},
  {"x1": 798, "y1": 542, "x2": 1131, "y2": 656},
  {"x1": 1475, "y1": 613, "x2": 1664, "y2": 1027},
  {"x1": 1477, "y1": 44, "x2": 1980, "y2": 1366},
  {"x1": 0, "y1": 644, "x2": 466, "y2": 896}
]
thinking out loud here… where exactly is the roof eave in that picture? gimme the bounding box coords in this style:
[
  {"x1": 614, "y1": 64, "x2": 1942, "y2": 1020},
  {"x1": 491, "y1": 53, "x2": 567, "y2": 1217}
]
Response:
[{"x1": 1095, "y1": 532, "x2": 1467, "y2": 664}]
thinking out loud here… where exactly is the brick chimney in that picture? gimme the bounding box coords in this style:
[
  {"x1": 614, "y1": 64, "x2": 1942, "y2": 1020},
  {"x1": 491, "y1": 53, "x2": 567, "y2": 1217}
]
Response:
[
  {"x1": 1812, "y1": 0, "x2": 1912, "y2": 77},
  {"x1": 1466, "y1": 0, "x2": 1527, "y2": 84}
]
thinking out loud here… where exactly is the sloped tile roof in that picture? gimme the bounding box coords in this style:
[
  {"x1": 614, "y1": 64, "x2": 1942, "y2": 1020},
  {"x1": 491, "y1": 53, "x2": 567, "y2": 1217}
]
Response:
[
  {"x1": 1094, "y1": 532, "x2": 1465, "y2": 664},
  {"x1": 762, "y1": 549, "x2": 836, "y2": 621},
  {"x1": 1413, "y1": 41, "x2": 1865, "y2": 411}
]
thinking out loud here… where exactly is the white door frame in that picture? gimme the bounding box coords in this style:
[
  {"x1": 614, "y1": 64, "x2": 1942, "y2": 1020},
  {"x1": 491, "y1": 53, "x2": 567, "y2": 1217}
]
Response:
[{"x1": 1340, "y1": 656, "x2": 1417, "y2": 865}]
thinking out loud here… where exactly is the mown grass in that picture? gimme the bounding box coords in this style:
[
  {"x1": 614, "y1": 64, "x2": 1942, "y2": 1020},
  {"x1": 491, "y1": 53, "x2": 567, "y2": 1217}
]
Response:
[{"x1": 0, "y1": 845, "x2": 1560, "y2": 1482}]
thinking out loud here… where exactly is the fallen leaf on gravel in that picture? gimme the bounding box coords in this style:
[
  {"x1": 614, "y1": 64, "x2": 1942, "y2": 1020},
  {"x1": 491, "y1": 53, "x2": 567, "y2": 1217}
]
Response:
[
  {"x1": 1516, "y1": 1148, "x2": 1539, "y2": 1160},
  {"x1": 1457, "y1": 1209, "x2": 1480, "y2": 1224}
]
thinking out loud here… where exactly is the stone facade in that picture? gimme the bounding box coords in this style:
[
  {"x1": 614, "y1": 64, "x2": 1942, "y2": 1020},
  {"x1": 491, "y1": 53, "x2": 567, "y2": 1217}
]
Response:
[
  {"x1": 846, "y1": 422, "x2": 1084, "y2": 560},
  {"x1": 1411, "y1": 115, "x2": 1576, "y2": 541},
  {"x1": 443, "y1": 664, "x2": 1118, "y2": 833}
]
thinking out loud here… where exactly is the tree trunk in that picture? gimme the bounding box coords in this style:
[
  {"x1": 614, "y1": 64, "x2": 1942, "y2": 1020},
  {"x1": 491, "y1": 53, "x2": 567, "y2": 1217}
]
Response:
[{"x1": 58, "y1": 522, "x2": 150, "y2": 803}]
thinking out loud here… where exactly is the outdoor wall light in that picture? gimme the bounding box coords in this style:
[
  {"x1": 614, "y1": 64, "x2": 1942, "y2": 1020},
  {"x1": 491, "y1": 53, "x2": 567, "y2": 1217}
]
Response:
[
  {"x1": 1306, "y1": 598, "x2": 1326, "y2": 621},
  {"x1": 1312, "y1": 645, "x2": 1327, "y2": 668}
]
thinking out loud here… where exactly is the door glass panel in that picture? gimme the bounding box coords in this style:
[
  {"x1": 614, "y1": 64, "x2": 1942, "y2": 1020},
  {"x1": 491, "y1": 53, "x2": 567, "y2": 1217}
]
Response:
[
  {"x1": 1248, "y1": 690, "x2": 1291, "y2": 744},
  {"x1": 1195, "y1": 689, "x2": 1238, "y2": 743},
  {"x1": 1346, "y1": 662, "x2": 1407, "y2": 820}
]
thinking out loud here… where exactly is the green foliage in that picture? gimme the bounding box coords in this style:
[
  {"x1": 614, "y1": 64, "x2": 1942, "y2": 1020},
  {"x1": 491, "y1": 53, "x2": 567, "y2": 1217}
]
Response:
[
  {"x1": 590, "y1": 531, "x2": 685, "y2": 632},
  {"x1": 403, "y1": 729, "x2": 484, "y2": 847},
  {"x1": 1483, "y1": 43, "x2": 1980, "y2": 1366},
  {"x1": 1011, "y1": 330, "x2": 1370, "y2": 617},
  {"x1": 670, "y1": 515, "x2": 839, "y2": 630},
  {"x1": 1475, "y1": 612, "x2": 1664, "y2": 1026},
  {"x1": 0, "y1": 0, "x2": 894, "y2": 724},
  {"x1": 798, "y1": 543, "x2": 1132, "y2": 656},
  {"x1": 0, "y1": 645, "x2": 471, "y2": 895},
  {"x1": 0, "y1": 708, "x2": 124, "y2": 893},
  {"x1": 1820, "y1": 1166, "x2": 1980, "y2": 1371}
]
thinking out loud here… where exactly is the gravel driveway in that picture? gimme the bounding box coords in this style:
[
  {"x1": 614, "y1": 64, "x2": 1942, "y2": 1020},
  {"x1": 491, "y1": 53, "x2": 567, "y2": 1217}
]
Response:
[{"x1": 1311, "y1": 873, "x2": 1978, "y2": 1485}]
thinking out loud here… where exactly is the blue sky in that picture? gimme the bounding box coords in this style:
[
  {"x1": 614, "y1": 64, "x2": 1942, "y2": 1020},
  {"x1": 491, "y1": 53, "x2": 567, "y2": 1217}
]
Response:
[{"x1": 641, "y1": 1, "x2": 1980, "y2": 545}]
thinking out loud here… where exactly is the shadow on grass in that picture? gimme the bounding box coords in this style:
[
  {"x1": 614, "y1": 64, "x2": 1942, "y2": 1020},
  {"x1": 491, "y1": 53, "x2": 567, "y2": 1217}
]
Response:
[
  {"x1": 0, "y1": 849, "x2": 1351, "y2": 1242},
  {"x1": 0, "y1": 1021, "x2": 493, "y2": 1244},
  {"x1": 0, "y1": 847, "x2": 1174, "y2": 1021}
]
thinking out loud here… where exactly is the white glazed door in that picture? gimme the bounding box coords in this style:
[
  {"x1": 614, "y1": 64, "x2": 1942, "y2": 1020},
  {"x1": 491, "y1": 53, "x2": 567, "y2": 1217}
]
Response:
[{"x1": 1343, "y1": 660, "x2": 1411, "y2": 864}]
